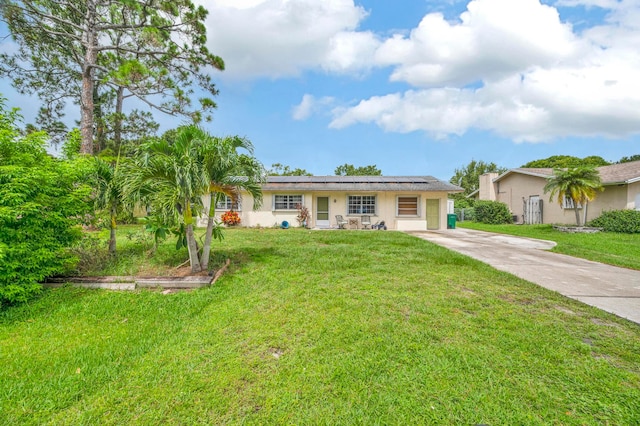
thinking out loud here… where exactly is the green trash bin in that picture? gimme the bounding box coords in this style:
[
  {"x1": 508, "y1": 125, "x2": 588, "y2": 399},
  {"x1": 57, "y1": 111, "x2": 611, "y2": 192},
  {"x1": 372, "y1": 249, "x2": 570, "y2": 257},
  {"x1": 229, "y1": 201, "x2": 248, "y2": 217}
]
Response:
[{"x1": 447, "y1": 214, "x2": 457, "y2": 229}]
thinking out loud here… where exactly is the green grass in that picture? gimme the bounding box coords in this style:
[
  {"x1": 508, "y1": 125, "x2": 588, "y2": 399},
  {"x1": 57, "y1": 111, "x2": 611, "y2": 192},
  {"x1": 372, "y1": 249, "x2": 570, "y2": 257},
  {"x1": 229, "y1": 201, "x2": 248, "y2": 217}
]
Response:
[
  {"x1": 458, "y1": 222, "x2": 640, "y2": 270},
  {"x1": 2, "y1": 229, "x2": 639, "y2": 424}
]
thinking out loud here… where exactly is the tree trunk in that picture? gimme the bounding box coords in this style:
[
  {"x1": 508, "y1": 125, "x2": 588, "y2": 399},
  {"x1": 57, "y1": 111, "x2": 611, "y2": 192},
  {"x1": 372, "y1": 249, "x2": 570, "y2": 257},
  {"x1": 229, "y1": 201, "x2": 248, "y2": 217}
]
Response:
[
  {"x1": 199, "y1": 192, "x2": 216, "y2": 270},
  {"x1": 114, "y1": 86, "x2": 124, "y2": 151},
  {"x1": 574, "y1": 200, "x2": 582, "y2": 226},
  {"x1": 80, "y1": 1, "x2": 98, "y2": 155},
  {"x1": 108, "y1": 205, "x2": 117, "y2": 255},
  {"x1": 184, "y1": 201, "x2": 202, "y2": 273}
]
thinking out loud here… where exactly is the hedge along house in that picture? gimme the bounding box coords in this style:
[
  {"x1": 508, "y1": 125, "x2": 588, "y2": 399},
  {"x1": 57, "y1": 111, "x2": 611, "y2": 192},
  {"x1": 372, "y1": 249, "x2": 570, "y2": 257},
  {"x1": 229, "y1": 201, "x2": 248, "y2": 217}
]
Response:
[
  {"x1": 473, "y1": 161, "x2": 640, "y2": 224},
  {"x1": 202, "y1": 176, "x2": 463, "y2": 231}
]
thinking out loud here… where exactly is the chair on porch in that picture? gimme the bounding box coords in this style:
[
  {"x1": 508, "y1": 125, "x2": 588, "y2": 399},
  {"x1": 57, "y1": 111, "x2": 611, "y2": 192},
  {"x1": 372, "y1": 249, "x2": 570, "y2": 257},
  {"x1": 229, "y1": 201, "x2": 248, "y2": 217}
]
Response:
[
  {"x1": 360, "y1": 215, "x2": 371, "y2": 229},
  {"x1": 335, "y1": 215, "x2": 348, "y2": 229}
]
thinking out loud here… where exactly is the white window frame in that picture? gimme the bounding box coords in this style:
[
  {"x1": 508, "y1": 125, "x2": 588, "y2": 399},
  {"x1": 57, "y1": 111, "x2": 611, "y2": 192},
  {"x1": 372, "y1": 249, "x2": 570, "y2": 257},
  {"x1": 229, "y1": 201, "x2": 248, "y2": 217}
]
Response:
[
  {"x1": 273, "y1": 194, "x2": 303, "y2": 211},
  {"x1": 347, "y1": 195, "x2": 377, "y2": 215},
  {"x1": 562, "y1": 196, "x2": 582, "y2": 210},
  {"x1": 215, "y1": 194, "x2": 241, "y2": 211},
  {"x1": 396, "y1": 195, "x2": 420, "y2": 217}
]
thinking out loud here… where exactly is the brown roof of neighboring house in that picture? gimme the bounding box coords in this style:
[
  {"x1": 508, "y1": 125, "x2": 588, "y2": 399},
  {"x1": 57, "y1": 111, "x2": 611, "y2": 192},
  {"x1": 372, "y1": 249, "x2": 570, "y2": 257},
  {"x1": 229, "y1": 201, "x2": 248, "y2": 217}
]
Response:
[
  {"x1": 494, "y1": 160, "x2": 640, "y2": 185},
  {"x1": 597, "y1": 160, "x2": 640, "y2": 184},
  {"x1": 264, "y1": 176, "x2": 463, "y2": 192}
]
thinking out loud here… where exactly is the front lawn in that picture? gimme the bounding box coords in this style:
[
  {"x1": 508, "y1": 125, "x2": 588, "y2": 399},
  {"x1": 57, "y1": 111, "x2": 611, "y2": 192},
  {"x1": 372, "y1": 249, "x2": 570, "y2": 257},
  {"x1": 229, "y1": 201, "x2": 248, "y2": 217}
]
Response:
[
  {"x1": 1, "y1": 229, "x2": 639, "y2": 424},
  {"x1": 458, "y1": 222, "x2": 640, "y2": 270}
]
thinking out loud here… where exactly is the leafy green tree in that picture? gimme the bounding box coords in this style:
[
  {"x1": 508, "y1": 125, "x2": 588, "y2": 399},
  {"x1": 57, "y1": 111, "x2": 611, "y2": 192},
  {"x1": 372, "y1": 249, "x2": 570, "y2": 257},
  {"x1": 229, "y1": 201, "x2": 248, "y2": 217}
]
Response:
[
  {"x1": 334, "y1": 164, "x2": 382, "y2": 176},
  {"x1": 0, "y1": 97, "x2": 92, "y2": 306},
  {"x1": 121, "y1": 126, "x2": 209, "y2": 273},
  {"x1": 199, "y1": 135, "x2": 264, "y2": 269},
  {"x1": 1, "y1": 0, "x2": 223, "y2": 154},
  {"x1": 522, "y1": 155, "x2": 609, "y2": 168},
  {"x1": 543, "y1": 166, "x2": 604, "y2": 226},
  {"x1": 269, "y1": 163, "x2": 312, "y2": 176},
  {"x1": 617, "y1": 154, "x2": 640, "y2": 164},
  {"x1": 449, "y1": 160, "x2": 507, "y2": 199}
]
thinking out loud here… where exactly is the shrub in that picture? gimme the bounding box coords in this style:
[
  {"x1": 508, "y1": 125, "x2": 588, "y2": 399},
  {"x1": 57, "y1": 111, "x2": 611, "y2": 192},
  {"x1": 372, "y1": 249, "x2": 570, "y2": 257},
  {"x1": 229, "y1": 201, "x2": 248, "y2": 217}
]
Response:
[
  {"x1": 221, "y1": 210, "x2": 241, "y2": 226},
  {"x1": 590, "y1": 210, "x2": 640, "y2": 233},
  {"x1": 474, "y1": 200, "x2": 512, "y2": 224},
  {"x1": 0, "y1": 102, "x2": 92, "y2": 307}
]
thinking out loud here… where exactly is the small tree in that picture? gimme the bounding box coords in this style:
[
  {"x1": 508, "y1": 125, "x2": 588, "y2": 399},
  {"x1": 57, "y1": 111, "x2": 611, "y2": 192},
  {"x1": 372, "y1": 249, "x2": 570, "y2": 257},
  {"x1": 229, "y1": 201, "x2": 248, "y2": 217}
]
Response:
[
  {"x1": 0, "y1": 98, "x2": 92, "y2": 306},
  {"x1": 543, "y1": 166, "x2": 603, "y2": 226},
  {"x1": 121, "y1": 126, "x2": 209, "y2": 273}
]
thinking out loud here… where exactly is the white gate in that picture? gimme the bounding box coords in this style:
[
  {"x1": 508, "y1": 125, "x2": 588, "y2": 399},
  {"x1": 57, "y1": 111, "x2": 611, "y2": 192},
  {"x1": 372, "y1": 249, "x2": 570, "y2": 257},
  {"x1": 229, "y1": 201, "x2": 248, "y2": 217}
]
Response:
[{"x1": 523, "y1": 196, "x2": 543, "y2": 224}]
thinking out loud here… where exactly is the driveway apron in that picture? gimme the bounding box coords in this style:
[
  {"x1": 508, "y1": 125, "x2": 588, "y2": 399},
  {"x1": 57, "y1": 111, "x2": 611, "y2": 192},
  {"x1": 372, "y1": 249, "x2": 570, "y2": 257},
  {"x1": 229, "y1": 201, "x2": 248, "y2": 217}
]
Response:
[{"x1": 408, "y1": 228, "x2": 640, "y2": 325}]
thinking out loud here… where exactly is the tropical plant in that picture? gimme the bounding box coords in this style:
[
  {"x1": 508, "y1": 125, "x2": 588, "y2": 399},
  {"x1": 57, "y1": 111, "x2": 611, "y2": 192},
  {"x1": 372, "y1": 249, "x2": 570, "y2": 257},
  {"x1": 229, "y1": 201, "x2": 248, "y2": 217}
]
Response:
[
  {"x1": 198, "y1": 134, "x2": 264, "y2": 270},
  {"x1": 92, "y1": 157, "x2": 125, "y2": 255},
  {"x1": 121, "y1": 126, "x2": 209, "y2": 272},
  {"x1": 543, "y1": 166, "x2": 604, "y2": 226}
]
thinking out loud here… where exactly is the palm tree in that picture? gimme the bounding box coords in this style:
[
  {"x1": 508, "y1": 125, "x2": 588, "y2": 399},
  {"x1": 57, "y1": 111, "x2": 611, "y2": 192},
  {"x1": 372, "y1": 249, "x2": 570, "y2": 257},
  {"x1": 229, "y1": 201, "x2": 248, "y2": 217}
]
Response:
[
  {"x1": 121, "y1": 125, "x2": 209, "y2": 273},
  {"x1": 93, "y1": 157, "x2": 124, "y2": 255},
  {"x1": 543, "y1": 166, "x2": 603, "y2": 226},
  {"x1": 198, "y1": 135, "x2": 265, "y2": 269}
]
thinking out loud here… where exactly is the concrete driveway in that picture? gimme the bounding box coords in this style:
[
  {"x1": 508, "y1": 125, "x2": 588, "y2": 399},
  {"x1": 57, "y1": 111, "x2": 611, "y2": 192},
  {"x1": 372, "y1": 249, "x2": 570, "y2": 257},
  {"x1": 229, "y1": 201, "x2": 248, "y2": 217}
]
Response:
[{"x1": 408, "y1": 228, "x2": 640, "y2": 325}]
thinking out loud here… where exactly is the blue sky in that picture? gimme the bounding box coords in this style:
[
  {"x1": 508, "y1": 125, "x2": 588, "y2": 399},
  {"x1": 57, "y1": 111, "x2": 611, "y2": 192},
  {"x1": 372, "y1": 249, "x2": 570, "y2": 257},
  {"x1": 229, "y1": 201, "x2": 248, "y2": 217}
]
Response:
[{"x1": 2, "y1": 0, "x2": 640, "y2": 181}]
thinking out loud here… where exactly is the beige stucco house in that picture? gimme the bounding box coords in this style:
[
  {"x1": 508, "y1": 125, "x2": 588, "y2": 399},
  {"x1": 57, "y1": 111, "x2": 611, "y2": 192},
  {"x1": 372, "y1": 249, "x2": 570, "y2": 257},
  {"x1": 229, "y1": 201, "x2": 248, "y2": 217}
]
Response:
[
  {"x1": 473, "y1": 161, "x2": 640, "y2": 224},
  {"x1": 202, "y1": 176, "x2": 463, "y2": 231}
]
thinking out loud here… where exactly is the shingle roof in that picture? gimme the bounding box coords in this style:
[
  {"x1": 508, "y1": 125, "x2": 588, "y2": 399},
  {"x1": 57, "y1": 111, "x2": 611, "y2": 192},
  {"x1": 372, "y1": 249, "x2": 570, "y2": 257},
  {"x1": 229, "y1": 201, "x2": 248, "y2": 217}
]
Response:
[
  {"x1": 263, "y1": 176, "x2": 463, "y2": 192},
  {"x1": 495, "y1": 161, "x2": 640, "y2": 185},
  {"x1": 597, "y1": 161, "x2": 640, "y2": 184}
]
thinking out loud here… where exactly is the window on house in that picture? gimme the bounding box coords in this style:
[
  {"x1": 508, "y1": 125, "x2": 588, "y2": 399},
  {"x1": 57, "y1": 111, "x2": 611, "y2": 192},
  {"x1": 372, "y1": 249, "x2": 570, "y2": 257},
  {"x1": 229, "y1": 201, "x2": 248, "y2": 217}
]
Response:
[
  {"x1": 397, "y1": 196, "x2": 419, "y2": 216},
  {"x1": 215, "y1": 195, "x2": 240, "y2": 211},
  {"x1": 562, "y1": 196, "x2": 582, "y2": 209},
  {"x1": 274, "y1": 195, "x2": 302, "y2": 210},
  {"x1": 347, "y1": 195, "x2": 376, "y2": 215}
]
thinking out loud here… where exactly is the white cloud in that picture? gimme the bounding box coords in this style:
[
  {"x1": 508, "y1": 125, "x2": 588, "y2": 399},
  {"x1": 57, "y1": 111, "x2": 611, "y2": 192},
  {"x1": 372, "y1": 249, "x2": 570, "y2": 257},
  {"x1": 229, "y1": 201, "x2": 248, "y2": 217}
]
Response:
[
  {"x1": 374, "y1": 0, "x2": 582, "y2": 87},
  {"x1": 331, "y1": 0, "x2": 640, "y2": 141},
  {"x1": 202, "y1": 0, "x2": 377, "y2": 78},
  {"x1": 292, "y1": 94, "x2": 335, "y2": 120},
  {"x1": 199, "y1": 0, "x2": 640, "y2": 141}
]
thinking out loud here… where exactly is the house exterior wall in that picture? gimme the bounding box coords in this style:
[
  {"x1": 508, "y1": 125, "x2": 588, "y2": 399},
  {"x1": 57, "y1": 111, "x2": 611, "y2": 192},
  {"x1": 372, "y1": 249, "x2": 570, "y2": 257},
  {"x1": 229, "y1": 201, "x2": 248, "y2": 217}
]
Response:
[
  {"x1": 493, "y1": 174, "x2": 634, "y2": 224},
  {"x1": 628, "y1": 181, "x2": 640, "y2": 210},
  {"x1": 201, "y1": 190, "x2": 450, "y2": 230}
]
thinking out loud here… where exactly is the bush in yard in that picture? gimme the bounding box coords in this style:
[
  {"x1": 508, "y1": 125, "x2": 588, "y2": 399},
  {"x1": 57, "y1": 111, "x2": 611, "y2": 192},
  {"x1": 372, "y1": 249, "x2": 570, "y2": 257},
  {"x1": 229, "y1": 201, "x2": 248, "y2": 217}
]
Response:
[
  {"x1": 0, "y1": 98, "x2": 92, "y2": 307},
  {"x1": 590, "y1": 210, "x2": 640, "y2": 233},
  {"x1": 474, "y1": 200, "x2": 512, "y2": 224}
]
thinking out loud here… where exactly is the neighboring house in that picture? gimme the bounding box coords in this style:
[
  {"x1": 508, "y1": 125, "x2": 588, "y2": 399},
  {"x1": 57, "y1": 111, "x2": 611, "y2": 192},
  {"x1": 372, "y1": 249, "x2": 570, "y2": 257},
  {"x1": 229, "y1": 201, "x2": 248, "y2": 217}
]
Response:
[
  {"x1": 202, "y1": 176, "x2": 463, "y2": 231},
  {"x1": 474, "y1": 161, "x2": 640, "y2": 224}
]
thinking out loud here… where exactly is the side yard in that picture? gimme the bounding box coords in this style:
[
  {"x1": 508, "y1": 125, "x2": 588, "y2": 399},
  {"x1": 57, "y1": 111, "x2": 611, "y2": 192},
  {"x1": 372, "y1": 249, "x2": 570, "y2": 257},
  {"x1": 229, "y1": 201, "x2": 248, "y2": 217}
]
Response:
[
  {"x1": 458, "y1": 222, "x2": 640, "y2": 270},
  {"x1": 1, "y1": 229, "x2": 639, "y2": 424}
]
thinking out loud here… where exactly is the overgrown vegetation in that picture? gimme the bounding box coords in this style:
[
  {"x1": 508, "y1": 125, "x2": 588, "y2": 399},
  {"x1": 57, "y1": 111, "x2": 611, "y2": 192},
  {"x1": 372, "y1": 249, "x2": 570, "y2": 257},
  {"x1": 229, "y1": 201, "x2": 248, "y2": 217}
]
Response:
[
  {"x1": 1, "y1": 230, "x2": 639, "y2": 424},
  {"x1": 590, "y1": 210, "x2": 640, "y2": 234},
  {"x1": 473, "y1": 200, "x2": 512, "y2": 224}
]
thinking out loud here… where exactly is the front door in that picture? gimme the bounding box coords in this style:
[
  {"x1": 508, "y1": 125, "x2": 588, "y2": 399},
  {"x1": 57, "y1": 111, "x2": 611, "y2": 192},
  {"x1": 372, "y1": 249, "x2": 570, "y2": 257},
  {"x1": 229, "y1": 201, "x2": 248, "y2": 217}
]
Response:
[
  {"x1": 426, "y1": 199, "x2": 440, "y2": 230},
  {"x1": 316, "y1": 196, "x2": 330, "y2": 228}
]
